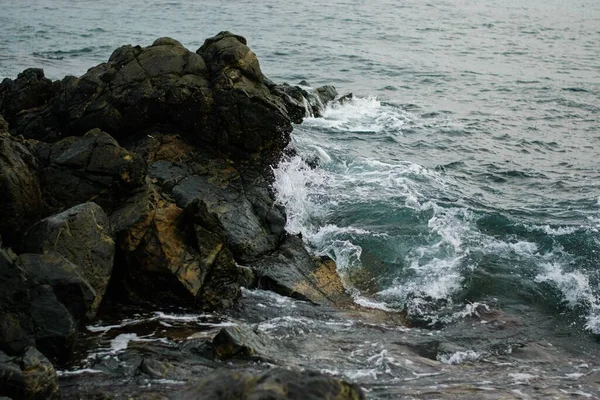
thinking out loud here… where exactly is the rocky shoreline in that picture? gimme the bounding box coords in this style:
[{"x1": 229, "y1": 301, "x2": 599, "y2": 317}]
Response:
[
  {"x1": 0, "y1": 32, "x2": 365, "y2": 399},
  {"x1": 3, "y1": 32, "x2": 600, "y2": 400}
]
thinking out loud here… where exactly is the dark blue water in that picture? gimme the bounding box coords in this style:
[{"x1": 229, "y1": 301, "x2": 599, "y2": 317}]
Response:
[{"x1": 2, "y1": 0, "x2": 600, "y2": 338}]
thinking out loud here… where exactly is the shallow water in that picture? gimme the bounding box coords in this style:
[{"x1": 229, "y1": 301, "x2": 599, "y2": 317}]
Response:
[{"x1": 2, "y1": 0, "x2": 600, "y2": 396}]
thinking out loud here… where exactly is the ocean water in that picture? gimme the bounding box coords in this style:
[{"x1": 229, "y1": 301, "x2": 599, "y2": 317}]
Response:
[{"x1": 2, "y1": 0, "x2": 600, "y2": 391}]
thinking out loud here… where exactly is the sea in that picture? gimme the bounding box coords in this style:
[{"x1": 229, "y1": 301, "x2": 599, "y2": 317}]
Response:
[{"x1": 2, "y1": 0, "x2": 600, "y2": 397}]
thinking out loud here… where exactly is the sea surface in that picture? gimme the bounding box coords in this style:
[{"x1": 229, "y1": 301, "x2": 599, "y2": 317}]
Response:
[{"x1": 2, "y1": 0, "x2": 600, "y2": 397}]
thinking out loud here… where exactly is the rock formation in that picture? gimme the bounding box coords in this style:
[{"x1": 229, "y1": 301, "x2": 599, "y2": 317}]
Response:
[{"x1": 0, "y1": 32, "x2": 356, "y2": 398}]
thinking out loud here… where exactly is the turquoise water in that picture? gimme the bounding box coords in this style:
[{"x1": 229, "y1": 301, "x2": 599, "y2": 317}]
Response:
[{"x1": 2, "y1": 0, "x2": 600, "y2": 340}]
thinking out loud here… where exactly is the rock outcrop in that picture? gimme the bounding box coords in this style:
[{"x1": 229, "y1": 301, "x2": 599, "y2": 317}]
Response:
[{"x1": 0, "y1": 32, "x2": 345, "y2": 397}]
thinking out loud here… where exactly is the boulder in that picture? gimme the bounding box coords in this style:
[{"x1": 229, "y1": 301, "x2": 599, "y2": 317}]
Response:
[
  {"x1": 0, "y1": 251, "x2": 77, "y2": 363},
  {"x1": 177, "y1": 368, "x2": 365, "y2": 400},
  {"x1": 22, "y1": 202, "x2": 115, "y2": 318},
  {"x1": 252, "y1": 235, "x2": 352, "y2": 306},
  {"x1": 0, "y1": 120, "x2": 44, "y2": 248},
  {"x1": 211, "y1": 325, "x2": 274, "y2": 360},
  {"x1": 0, "y1": 347, "x2": 60, "y2": 400},
  {"x1": 17, "y1": 253, "x2": 96, "y2": 322}
]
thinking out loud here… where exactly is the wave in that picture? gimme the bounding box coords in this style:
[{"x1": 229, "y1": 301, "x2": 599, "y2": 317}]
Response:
[{"x1": 274, "y1": 95, "x2": 600, "y2": 335}]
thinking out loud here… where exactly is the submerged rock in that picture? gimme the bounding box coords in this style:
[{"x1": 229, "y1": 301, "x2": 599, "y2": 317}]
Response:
[
  {"x1": 178, "y1": 368, "x2": 365, "y2": 400},
  {"x1": 252, "y1": 235, "x2": 352, "y2": 306},
  {"x1": 211, "y1": 325, "x2": 274, "y2": 361}
]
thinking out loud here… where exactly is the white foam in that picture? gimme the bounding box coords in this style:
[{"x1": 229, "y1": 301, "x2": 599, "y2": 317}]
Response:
[
  {"x1": 110, "y1": 333, "x2": 138, "y2": 352},
  {"x1": 56, "y1": 368, "x2": 103, "y2": 376},
  {"x1": 154, "y1": 311, "x2": 213, "y2": 321},
  {"x1": 438, "y1": 350, "x2": 481, "y2": 365},
  {"x1": 303, "y1": 96, "x2": 407, "y2": 134},
  {"x1": 535, "y1": 262, "x2": 600, "y2": 334}
]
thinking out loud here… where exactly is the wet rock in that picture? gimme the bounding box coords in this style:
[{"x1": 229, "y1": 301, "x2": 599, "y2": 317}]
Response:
[
  {"x1": 177, "y1": 368, "x2": 365, "y2": 400},
  {"x1": 0, "y1": 347, "x2": 60, "y2": 400},
  {"x1": 336, "y1": 93, "x2": 354, "y2": 105},
  {"x1": 28, "y1": 285, "x2": 77, "y2": 363},
  {"x1": 0, "y1": 69, "x2": 55, "y2": 125},
  {"x1": 17, "y1": 253, "x2": 96, "y2": 322},
  {"x1": 137, "y1": 358, "x2": 174, "y2": 379},
  {"x1": 198, "y1": 31, "x2": 292, "y2": 165},
  {"x1": 37, "y1": 129, "x2": 146, "y2": 211},
  {"x1": 211, "y1": 325, "x2": 274, "y2": 360},
  {"x1": 0, "y1": 249, "x2": 35, "y2": 356},
  {"x1": 110, "y1": 186, "x2": 244, "y2": 310},
  {"x1": 0, "y1": 121, "x2": 44, "y2": 248},
  {"x1": 252, "y1": 235, "x2": 351, "y2": 306},
  {"x1": 23, "y1": 202, "x2": 115, "y2": 318},
  {"x1": 8, "y1": 34, "x2": 294, "y2": 168},
  {"x1": 271, "y1": 83, "x2": 339, "y2": 121},
  {"x1": 0, "y1": 249, "x2": 78, "y2": 363},
  {"x1": 176, "y1": 175, "x2": 279, "y2": 263}
]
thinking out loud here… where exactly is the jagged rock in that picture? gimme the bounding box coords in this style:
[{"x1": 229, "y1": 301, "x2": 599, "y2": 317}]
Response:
[
  {"x1": 252, "y1": 236, "x2": 352, "y2": 306},
  {"x1": 197, "y1": 31, "x2": 292, "y2": 165},
  {"x1": 0, "y1": 121, "x2": 44, "y2": 248},
  {"x1": 177, "y1": 368, "x2": 365, "y2": 400},
  {"x1": 110, "y1": 185, "x2": 244, "y2": 310},
  {"x1": 22, "y1": 202, "x2": 115, "y2": 318},
  {"x1": 17, "y1": 253, "x2": 96, "y2": 322},
  {"x1": 0, "y1": 69, "x2": 55, "y2": 124},
  {"x1": 6, "y1": 33, "x2": 294, "y2": 168},
  {"x1": 174, "y1": 174, "x2": 279, "y2": 263},
  {"x1": 270, "y1": 83, "x2": 339, "y2": 121},
  {"x1": 0, "y1": 347, "x2": 60, "y2": 400},
  {"x1": 36, "y1": 129, "x2": 147, "y2": 211},
  {"x1": 211, "y1": 325, "x2": 273, "y2": 360}
]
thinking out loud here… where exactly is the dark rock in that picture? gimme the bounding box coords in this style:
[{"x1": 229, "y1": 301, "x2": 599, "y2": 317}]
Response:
[
  {"x1": 0, "y1": 69, "x2": 55, "y2": 124},
  {"x1": 0, "y1": 347, "x2": 60, "y2": 400},
  {"x1": 38, "y1": 129, "x2": 146, "y2": 211},
  {"x1": 28, "y1": 284, "x2": 77, "y2": 363},
  {"x1": 177, "y1": 368, "x2": 366, "y2": 400},
  {"x1": 18, "y1": 253, "x2": 96, "y2": 322},
  {"x1": 0, "y1": 122, "x2": 44, "y2": 248},
  {"x1": 211, "y1": 325, "x2": 274, "y2": 360},
  {"x1": 0, "y1": 250, "x2": 35, "y2": 356},
  {"x1": 271, "y1": 83, "x2": 338, "y2": 121},
  {"x1": 252, "y1": 236, "x2": 351, "y2": 306},
  {"x1": 1, "y1": 247, "x2": 84, "y2": 363},
  {"x1": 336, "y1": 93, "x2": 354, "y2": 105},
  {"x1": 137, "y1": 358, "x2": 173, "y2": 379},
  {"x1": 314, "y1": 85, "x2": 338, "y2": 106},
  {"x1": 8, "y1": 34, "x2": 294, "y2": 168},
  {"x1": 198, "y1": 31, "x2": 293, "y2": 165},
  {"x1": 23, "y1": 202, "x2": 115, "y2": 318},
  {"x1": 175, "y1": 174, "x2": 279, "y2": 263},
  {"x1": 110, "y1": 185, "x2": 244, "y2": 310}
]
